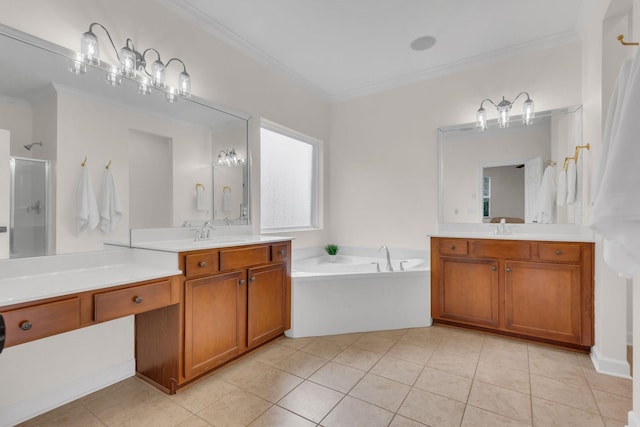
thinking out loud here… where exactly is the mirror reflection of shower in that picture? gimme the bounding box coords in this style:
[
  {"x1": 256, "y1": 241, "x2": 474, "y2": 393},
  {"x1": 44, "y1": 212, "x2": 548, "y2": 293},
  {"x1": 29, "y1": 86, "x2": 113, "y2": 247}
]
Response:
[
  {"x1": 10, "y1": 157, "x2": 50, "y2": 258},
  {"x1": 23, "y1": 141, "x2": 43, "y2": 151}
]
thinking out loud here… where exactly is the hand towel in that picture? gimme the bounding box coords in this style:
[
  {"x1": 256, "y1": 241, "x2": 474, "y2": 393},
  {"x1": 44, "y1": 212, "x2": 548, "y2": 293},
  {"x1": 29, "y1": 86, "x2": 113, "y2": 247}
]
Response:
[
  {"x1": 77, "y1": 167, "x2": 99, "y2": 235},
  {"x1": 196, "y1": 187, "x2": 207, "y2": 211},
  {"x1": 100, "y1": 169, "x2": 122, "y2": 233},
  {"x1": 222, "y1": 187, "x2": 232, "y2": 212},
  {"x1": 535, "y1": 165, "x2": 556, "y2": 224},
  {"x1": 566, "y1": 161, "x2": 577, "y2": 205},
  {"x1": 591, "y1": 52, "x2": 640, "y2": 277},
  {"x1": 556, "y1": 169, "x2": 567, "y2": 207}
]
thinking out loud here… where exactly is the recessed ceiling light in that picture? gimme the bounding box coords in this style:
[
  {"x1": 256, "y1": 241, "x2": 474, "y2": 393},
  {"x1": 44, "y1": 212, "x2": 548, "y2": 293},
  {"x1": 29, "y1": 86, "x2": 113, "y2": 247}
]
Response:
[{"x1": 410, "y1": 35, "x2": 437, "y2": 51}]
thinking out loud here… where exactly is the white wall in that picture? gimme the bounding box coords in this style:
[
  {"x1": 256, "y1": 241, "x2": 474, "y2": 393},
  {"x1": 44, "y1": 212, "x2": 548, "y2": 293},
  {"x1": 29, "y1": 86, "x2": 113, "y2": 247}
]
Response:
[{"x1": 329, "y1": 42, "x2": 582, "y2": 249}]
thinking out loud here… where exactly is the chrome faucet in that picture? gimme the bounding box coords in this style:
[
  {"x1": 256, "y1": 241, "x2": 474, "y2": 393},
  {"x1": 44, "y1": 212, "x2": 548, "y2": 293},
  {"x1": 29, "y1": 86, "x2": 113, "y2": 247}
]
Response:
[
  {"x1": 191, "y1": 221, "x2": 214, "y2": 241},
  {"x1": 379, "y1": 245, "x2": 394, "y2": 272}
]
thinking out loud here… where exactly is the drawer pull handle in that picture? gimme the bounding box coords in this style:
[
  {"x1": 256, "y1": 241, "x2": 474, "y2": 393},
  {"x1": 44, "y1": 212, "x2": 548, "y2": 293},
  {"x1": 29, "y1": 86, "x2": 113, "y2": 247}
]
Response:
[
  {"x1": 199, "y1": 261, "x2": 207, "y2": 267},
  {"x1": 449, "y1": 245, "x2": 456, "y2": 250},
  {"x1": 20, "y1": 321, "x2": 33, "y2": 331},
  {"x1": 278, "y1": 250, "x2": 285, "y2": 256},
  {"x1": 239, "y1": 279, "x2": 246, "y2": 285},
  {"x1": 250, "y1": 277, "x2": 256, "y2": 282},
  {"x1": 134, "y1": 296, "x2": 143, "y2": 304},
  {"x1": 555, "y1": 250, "x2": 562, "y2": 255},
  {"x1": 491, "y1": 266, "x2": 497, "y2": 271},
  {"x1": 506, "y1": 267, "x2": 512, "y2": 273}
]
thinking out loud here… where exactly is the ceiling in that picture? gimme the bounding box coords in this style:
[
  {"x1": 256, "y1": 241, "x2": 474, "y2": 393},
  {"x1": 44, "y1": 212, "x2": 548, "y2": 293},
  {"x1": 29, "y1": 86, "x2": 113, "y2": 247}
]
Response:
[{"x1": 163, "y1": 0, "x2": 586, "y2": 102}]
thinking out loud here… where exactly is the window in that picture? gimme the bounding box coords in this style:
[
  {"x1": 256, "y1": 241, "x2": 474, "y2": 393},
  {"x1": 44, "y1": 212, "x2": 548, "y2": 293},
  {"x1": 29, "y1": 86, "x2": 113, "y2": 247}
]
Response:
[
  {"x1": 260, "y1": 121, "x2": 320, "y2": 231},
  {"x1": 483, "y1": 176, "x2": 491, "y2": 218}
]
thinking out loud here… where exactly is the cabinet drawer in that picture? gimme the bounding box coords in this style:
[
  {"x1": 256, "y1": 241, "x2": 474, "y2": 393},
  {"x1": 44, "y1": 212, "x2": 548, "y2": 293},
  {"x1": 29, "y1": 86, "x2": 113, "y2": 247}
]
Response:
[
  {"x1": 186, "y1": 252, "x2": 218, "y2": 278},
  {"x1": 220, "y1": 246, "x2": 270, "y2": 271},
  {"x1": 474, "y1": 241, "x2": 530, "y2": 259},
  {"x1": 439, "y1": 239, "x2": 468, "y2": 255},
  {"x1": 2, "y1": 298, "x2": 80, "y2": 347},
  {"x1": 538, "y1": 243, "x2": 581, "y2": 263},
  {"x1": 94, "y1": 280, "x2": 172, "y2": 322},
  {"x1": 271, "y1": 243, "x2": 289, "y2": 262}
]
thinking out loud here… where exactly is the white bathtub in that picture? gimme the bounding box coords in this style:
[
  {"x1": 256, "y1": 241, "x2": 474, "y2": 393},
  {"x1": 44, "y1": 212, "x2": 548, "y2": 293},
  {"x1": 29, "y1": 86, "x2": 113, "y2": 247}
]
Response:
[{"x1": 286, "y1": 247, "x2": 432, "y2": 338}]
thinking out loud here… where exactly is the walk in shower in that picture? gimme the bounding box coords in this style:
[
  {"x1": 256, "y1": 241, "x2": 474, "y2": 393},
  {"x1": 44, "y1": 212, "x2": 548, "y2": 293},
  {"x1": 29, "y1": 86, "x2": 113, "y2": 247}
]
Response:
[{"x1": 10, "y1": 157, "x2": 49, "y2": 258}]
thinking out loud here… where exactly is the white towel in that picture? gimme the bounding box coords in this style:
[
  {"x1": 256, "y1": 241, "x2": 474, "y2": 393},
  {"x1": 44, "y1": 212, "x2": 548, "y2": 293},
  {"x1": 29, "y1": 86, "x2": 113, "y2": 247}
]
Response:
[
  {"x1": 566, "y1": 161, "x2": 577, "y2": 205},
  {"x1": 222, "y1": 189, "x2": 232, "y2": 212},
  {"x1": 77, "y1": 167, "x2": 99, "y2": 235},
  {"x1": 591, "y1": 52, "x2": 640, "y2": 277},
  {"x1": 592, "y1": 58, "x2": 633, "y2": 204},
  {"x1": 556, "y1": 169, "x2": 567, "y2": 207},
  {"x1": 535, "y1": 165, "x2": 556, "y2": 224},
  {"x1": 196, "y1": 187, "x2": 207, "y2": 211},
  {"x1": 100, "y1": 169, "x2": 122, "y2": 233}
]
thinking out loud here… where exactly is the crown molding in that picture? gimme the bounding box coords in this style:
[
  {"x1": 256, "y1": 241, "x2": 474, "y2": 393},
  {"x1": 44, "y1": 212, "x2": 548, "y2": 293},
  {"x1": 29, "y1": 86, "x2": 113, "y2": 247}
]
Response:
[{"x1": 160, "y1": 1, "x2": 581, "y2": 104}]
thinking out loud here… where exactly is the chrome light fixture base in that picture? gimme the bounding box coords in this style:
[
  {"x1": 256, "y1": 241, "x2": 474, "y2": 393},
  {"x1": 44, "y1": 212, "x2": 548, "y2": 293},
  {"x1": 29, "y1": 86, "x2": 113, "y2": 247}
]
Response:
[
  {"x1": 476, "y1": 92, "x2": 534, "y2": 131},
  {"x1": 75, "y1": 22, "x2": 192, "y2": 102}
]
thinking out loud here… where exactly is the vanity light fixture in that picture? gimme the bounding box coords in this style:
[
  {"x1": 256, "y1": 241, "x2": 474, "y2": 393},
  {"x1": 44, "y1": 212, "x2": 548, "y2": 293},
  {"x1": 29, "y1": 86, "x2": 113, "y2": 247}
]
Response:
[
  {"x1": 476, "y1": 92, "x2": 534, "y2": 131},
  {"x1": 216, "y1": 149, "x2": 245, "y2": 167},
  {"x1": 76, "y1": 22, "x2": 191, "y2": 100}
]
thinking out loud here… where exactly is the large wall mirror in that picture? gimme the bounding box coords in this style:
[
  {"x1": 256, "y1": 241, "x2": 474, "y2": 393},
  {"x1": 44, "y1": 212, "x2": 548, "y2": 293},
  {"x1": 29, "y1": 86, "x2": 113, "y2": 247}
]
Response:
[
  {"x1": 0, "y1": 24, "x2": 249, "y2": 259},
  {"x1": 438, "y1": 105, "x2": 583, "y2": 225}
]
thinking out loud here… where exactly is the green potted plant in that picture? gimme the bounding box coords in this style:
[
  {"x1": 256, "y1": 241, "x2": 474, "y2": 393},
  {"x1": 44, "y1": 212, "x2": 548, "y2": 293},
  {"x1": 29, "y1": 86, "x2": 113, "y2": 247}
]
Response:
[{"x1": 325, "y1": 244, "x2": 339, "y2": 262}]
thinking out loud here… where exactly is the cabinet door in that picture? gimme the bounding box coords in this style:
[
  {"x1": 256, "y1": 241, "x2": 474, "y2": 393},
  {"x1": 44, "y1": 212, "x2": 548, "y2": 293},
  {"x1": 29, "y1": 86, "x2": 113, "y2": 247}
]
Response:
[
  {"x1": 438, "y1": 257, "x2": 499, "y2": 327},
  {"x1": 247, "y1": 263, "x2": 286, "y2": 348},
  {"x1": 184, "y1": 271, "x2": 245, "y2": 379},
  {"x1": 504, "y1": 261, "x2": 581, "y2": 344}
]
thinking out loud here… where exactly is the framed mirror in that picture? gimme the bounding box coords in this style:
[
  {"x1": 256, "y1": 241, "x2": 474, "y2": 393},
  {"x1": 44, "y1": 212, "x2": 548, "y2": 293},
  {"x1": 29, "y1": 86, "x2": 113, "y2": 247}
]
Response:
[
  {"x1": 0, "y1": 24, "x2": 249, "y2": 258},
  {"x1": 438, "y1": 105, "x2": 583, "y2": 225}
]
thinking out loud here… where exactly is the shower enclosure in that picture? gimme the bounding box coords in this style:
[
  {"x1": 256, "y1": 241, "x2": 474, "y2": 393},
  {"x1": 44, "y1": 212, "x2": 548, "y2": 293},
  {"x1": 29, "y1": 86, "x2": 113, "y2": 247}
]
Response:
[{"x1": 10, "y1": 157, "x2": 49, "y2": 258}]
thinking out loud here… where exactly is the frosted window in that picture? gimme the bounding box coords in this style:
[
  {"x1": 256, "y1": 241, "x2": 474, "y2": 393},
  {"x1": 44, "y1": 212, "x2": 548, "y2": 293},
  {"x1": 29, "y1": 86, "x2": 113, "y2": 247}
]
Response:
[{"x1": 261, "y1": 126, "x2": 318, "y2": 230}]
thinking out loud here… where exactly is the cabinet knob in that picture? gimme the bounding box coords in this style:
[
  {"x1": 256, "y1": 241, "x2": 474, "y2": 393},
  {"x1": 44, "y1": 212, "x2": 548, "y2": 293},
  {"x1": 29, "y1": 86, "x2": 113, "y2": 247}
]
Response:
[
  {"x1": 20, "y1": 321, "x2": 33, "y2": 331},
  {"x1": 134, "y1": 296, "x2": 143, "y2": 304},
  {"x1": 555, "y1": 250, "x2": 562, "y2": 255},
  {"x1": 491, "y1": 266, "x2": 497, "y2": 271},
  {"x1": 199, "y1": 261, "x2": 207, "y2": 267},
  {"x1": 506, "y1": 267, "x2": 512, "y2": 273},
  {"x1": 278, "y1": 250, "x2": 285, "y2": 256},
  {"x1": 250, "y1": 277, "x2": 256, "y2": 282},
  {"x1": 449, "y1": 245, "x2": 456, "y2": 250},
  {"x1": 239, "y1": 279, "x2": 246, "y2": 285}
]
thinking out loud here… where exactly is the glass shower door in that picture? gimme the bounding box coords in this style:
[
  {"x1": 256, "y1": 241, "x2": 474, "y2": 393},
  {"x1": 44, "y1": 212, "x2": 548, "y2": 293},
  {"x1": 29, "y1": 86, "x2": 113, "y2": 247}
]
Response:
[{"x1": 10, "y1": 157, "x2": 49, "y2": 258}]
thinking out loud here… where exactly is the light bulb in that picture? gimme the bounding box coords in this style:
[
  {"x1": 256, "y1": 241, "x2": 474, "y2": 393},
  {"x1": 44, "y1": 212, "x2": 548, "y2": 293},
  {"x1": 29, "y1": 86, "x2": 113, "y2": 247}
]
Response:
[
  {"x1": 523, "y1": 98, "x2": 535, "y2": 125},
  {"x1": 152, "y1": 60, "x2": 165, "y2": 88},
  {"x1": 179, "y1": 71, "x2": 191, "y2": 98},
  {"x1": 81, "y1": 30, "x2": 100, "y2": 65},
  {"x1": 476, "y1": 107, "x2": 487, "y2": 131},
  {"x1": 119, "y1": 46, "x2": 136, "y2": 77}
]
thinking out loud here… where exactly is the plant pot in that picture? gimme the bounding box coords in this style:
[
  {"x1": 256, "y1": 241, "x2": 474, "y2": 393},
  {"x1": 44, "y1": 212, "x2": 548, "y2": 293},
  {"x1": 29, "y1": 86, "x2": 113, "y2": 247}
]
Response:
[{"x1": 328, "y1": 254, "x2": 337, "y2": 263}]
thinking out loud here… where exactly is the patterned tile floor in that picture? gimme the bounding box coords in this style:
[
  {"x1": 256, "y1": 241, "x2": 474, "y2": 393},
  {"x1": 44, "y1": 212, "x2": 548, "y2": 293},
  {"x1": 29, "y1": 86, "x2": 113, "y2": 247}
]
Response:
[{"x1": 19, "y1": 325, "x2": 632, "y2": 426}]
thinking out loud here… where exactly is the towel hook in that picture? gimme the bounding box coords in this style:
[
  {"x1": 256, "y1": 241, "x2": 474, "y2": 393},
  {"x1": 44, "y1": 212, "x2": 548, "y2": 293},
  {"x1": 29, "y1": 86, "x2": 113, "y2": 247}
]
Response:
[
  {"x1": 81, "y1": 156, "x2": 87, "y2": 167},
  {"x1": 195, "y1": 183, "x2": 205, "y2": 191},
  {"x1": 105, "y1": 160, "x2": 111, "y2": 170},
  {"x1": 223, "y1": 186, "x2": 231, "y2": 193},
  {"x1": 618, "y1": 34, "x2": 639, "y2": 46}
]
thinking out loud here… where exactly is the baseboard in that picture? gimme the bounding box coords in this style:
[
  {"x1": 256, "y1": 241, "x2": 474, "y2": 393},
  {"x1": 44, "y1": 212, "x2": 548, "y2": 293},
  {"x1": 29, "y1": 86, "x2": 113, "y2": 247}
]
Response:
[
  {"x1": 591, "y1": 345, "x2": 632, "y2": 379},
  {"x1": 0, "y1": 359, "x2": 135, "y2": 427},
  {"x1": 628, "y1": 410, "x2": 640, "y2": 427}
]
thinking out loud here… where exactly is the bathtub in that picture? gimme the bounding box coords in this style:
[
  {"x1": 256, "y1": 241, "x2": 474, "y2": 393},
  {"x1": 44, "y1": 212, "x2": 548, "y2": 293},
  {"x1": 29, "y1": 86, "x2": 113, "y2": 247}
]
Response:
[{"x1": 285, "y1": 247, "x2": 431, "y2": 338}]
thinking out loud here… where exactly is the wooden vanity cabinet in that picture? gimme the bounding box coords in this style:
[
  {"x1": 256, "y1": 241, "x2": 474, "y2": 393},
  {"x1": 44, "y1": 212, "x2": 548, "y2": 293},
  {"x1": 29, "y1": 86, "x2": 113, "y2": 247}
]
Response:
[
  {"x1": 431, "y1": 237, "x2": 594, "y2": 349},
  {"x1": 135, "y1": 240, "x2": 292, "y2": 393}
]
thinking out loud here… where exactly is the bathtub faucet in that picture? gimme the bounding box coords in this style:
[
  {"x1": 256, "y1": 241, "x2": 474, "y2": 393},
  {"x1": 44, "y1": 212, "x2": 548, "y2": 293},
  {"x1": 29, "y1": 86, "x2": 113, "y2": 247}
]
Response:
[{"x1": 379, "y1": 245, "x2": 394, "y2": 272}]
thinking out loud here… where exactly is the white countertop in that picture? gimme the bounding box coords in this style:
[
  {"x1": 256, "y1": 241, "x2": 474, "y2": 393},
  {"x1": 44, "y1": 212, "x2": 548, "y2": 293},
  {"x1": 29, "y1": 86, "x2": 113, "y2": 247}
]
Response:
[
  {"x1": 129, "y1": 234, "x2": 293, "y2": 252},
  {"x1": 0, "y1": 248, "x2": 181, "y2": 307},
  {"x1": 434, "y1": 223, "x2": 595, "y2": 242}
]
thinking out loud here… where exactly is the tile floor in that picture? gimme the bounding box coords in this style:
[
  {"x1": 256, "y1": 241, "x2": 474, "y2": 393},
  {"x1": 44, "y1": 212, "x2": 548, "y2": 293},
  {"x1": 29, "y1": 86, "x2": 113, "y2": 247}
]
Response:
[{"x1": 20, "y1": 325, "x2": 632, "y2": 427}]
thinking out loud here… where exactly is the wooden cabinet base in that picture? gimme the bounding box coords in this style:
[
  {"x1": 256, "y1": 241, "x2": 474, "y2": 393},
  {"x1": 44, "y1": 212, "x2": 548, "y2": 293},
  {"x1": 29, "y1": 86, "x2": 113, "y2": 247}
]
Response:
[
  {"x1": 433, "y1": 319, "x2": 591, "y2": 353},
  {"x1": 134, "y1": 240, "x2": 292, "y2": 394},
  {"x1": 431, "y1": 237, "x2": 594, "y2": 350}
]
